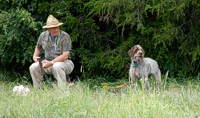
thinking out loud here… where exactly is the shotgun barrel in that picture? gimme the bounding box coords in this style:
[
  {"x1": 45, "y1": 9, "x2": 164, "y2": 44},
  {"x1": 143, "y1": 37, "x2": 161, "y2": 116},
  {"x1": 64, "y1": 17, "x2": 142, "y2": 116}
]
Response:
[{"x1": 37, "y1": 57, "x2": 45, "y2": 75}]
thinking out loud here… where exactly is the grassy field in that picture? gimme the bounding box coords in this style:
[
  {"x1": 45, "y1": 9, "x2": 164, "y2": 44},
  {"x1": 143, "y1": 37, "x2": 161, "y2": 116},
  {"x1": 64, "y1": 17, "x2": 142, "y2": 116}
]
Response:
[{"x1": 0, "y1": 72, "x2": 200, "y2": 118}]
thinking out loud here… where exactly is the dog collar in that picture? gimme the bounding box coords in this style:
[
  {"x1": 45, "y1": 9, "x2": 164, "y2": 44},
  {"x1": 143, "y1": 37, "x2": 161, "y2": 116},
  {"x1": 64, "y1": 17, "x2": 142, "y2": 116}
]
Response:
[{"x1": 133, "y1": 61, "x2": 141, "y2": 68}]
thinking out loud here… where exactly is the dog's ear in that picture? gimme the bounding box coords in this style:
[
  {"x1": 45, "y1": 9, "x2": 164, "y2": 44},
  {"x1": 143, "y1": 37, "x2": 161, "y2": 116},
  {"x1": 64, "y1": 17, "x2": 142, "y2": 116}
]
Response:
[
  {"x1": 128, "y1": 46, "x2": 136, "y2": 57},
  {"x1": 128, "y1": 47, "x2": 133, "y2": 57}
]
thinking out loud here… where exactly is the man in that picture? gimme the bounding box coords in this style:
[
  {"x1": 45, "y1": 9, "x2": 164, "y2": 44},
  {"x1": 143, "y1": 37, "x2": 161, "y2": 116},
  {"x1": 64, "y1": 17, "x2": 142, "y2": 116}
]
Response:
[{"x1": 29, "y1": 15, "x2": 74, "y2": 89}]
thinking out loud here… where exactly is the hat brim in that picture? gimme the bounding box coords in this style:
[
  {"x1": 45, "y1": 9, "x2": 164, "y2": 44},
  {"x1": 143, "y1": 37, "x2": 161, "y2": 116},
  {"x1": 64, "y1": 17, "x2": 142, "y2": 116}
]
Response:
[{"x1": 42, "y1": 23, "x2": 63, "y2": 29}]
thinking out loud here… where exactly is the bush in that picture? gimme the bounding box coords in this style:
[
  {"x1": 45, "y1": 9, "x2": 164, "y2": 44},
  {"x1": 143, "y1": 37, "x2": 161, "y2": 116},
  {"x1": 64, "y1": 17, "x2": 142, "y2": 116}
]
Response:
[{"x1": 0, "y1": 0, "x2": 199, "y2": 81}]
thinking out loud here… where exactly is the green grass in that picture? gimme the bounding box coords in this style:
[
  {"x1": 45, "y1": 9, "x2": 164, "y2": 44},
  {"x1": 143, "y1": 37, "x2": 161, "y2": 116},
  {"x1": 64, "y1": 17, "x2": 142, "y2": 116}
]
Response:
[{"x1": 0, "y1": 72, "x2": 200, "y2": 118}]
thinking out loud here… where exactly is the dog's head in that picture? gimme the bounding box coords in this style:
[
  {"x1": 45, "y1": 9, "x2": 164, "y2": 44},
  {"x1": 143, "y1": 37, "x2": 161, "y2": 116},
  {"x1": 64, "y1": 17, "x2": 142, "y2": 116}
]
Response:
[{"x1": 128, "y1": 45, "x2": 145, "y2": 62}]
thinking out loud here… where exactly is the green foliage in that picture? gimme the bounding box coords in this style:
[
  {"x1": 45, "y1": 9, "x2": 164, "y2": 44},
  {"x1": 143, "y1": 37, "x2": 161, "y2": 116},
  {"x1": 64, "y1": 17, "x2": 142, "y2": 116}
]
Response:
[
  {"x1": 0, "y1": 8, "x2": 41, "y2": 72},
  {"x1": 84, "y1": 0, "x2": 200, "y2": 78},
  {"x1": 0, "y1": 0, "x2": 199, "y2": 81}
]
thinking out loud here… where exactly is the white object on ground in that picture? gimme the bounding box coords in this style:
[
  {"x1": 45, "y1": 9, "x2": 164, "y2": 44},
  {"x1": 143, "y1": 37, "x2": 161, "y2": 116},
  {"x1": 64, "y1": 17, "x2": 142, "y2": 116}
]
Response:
[{"x1": 13, "y1": 85, "x2": 30, "y2": 96}]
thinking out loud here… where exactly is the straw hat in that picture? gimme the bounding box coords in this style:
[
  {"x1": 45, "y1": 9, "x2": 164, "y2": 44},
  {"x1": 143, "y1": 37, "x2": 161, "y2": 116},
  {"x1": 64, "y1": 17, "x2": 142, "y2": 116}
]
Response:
[{"x1": 42, "y1": 15, "x2": 63, "y2": 29}]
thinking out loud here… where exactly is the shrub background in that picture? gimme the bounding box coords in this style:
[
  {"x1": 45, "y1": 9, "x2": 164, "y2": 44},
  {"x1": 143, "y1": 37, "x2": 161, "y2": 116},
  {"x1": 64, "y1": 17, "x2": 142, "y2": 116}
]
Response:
[{"x1": 0, "y1": 0, "x2": 199, "y2": 81}]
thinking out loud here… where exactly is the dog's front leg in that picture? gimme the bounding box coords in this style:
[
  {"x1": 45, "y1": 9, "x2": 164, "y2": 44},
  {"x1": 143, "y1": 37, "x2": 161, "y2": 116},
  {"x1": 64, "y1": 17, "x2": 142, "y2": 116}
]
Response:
[
  {"x1": 131, "y1": 77, "x2": 137, "y2": 91},
  {"x1": 144, "y1": 78, "x2": 150, "y2": 92},
  {"x1": 130, "y1": 68, "x2": 137, "y2": 92},
  {"x1": 140, "y1": 77, "x2": 150, "y2": 93}
]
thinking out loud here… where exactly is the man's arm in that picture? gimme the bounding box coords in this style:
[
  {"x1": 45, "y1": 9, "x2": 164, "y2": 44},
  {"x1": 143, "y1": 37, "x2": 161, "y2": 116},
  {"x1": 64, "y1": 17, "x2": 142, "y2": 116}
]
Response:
[
  {"x1": 52, "y1": 51, "x2": 70, "y2": 62},
  {"x1": 33, "y1": 47, "x2": 42, "y2": 62},
  {"x1": 42, "y1": 51, "x2": 70, "y2": 68}
]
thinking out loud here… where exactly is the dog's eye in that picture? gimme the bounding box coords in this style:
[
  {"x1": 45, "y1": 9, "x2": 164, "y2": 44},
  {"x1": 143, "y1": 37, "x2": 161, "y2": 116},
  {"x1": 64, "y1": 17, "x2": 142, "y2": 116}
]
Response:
[{"x1": 134, "y1": 49, "x2": 138, "y2": 53}]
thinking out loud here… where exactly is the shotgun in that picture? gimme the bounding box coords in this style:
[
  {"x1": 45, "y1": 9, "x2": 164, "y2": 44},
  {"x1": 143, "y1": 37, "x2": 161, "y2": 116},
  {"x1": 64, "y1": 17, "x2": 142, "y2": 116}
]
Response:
[{"x1": 37, "y1": 57, "x2": 45, "y2": 75}]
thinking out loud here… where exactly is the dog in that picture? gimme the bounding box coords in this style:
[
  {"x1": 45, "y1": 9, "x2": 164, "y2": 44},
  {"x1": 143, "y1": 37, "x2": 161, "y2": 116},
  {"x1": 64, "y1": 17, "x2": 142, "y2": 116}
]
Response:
[{"x1": 128, "y1": 45, "x2": 161, "y2": 92}]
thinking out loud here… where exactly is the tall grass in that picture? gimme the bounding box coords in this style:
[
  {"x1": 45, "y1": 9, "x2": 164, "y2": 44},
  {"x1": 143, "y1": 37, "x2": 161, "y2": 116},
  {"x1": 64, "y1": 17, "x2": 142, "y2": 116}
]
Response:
[{"x1": 0, "y1": 72, "x2": 200, "y2": 118}]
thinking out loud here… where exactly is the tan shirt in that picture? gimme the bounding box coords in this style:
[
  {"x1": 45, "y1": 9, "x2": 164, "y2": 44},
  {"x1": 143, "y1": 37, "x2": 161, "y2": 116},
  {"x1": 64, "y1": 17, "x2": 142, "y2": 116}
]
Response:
[{"x1": 37, "y1": 30, "x2": 72, "y2": 61}]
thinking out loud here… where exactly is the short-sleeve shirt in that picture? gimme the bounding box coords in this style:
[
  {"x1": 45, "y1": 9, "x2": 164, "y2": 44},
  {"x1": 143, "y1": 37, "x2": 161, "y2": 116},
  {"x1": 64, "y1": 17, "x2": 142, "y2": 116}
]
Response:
[{"x1": 37, "y1": 30, "x2": 72, "y2": 61}]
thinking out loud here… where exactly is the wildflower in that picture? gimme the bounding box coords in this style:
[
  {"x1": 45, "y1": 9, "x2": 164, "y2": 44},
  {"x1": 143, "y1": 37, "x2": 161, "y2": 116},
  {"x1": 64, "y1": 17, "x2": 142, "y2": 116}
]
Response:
[{"x1": 102, "y1": 83, "x2": 109, "y2": 89}]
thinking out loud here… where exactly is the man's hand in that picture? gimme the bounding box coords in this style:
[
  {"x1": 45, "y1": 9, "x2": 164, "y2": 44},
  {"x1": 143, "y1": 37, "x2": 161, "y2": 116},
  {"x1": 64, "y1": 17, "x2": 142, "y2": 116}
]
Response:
[
  {"x1": 42, "y1": 60, "x2": 52, "y2": 68},
  {"x1": 34, "y1": 56, "x2": 40, "y2": 62},
  {"x1": 33, "y1": 47, "x2": 42, "y2": 62}
]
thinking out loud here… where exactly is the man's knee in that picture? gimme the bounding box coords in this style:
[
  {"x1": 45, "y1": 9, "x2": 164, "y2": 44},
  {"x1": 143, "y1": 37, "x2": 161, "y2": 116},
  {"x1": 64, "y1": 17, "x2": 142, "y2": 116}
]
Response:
[
  {"x1": 66, "y1": 60, "x2": 74, "y2": 74},
  {"x1": 52, "y1": 62, "x2": 63, "y2": 69},
  {"x1": 29, "y1": 62, "x2": 39, "y2": 71},
  {"x1": 52, "y1": 62, "x2": 74, "y2": 74}
]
